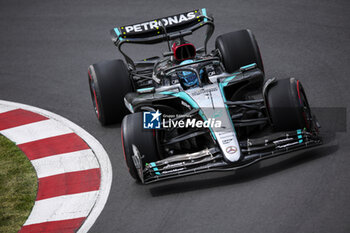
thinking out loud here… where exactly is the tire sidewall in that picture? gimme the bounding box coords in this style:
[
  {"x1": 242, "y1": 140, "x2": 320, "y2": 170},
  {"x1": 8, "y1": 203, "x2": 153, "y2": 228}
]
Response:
[
  {"x1": 215, "y1": 29, "x2": 264, "y2": 74},
  {"x1": 88, "y1": 59, "x2": 132, "y2": 125},
  {"x1": 266, "y1": 78, "x2": 309, "y2": 131},
  {"x1": 121, "y1": 114, "x2": 140, "y2": 181},
  {"x1": 88, "y1": 65, "x2": 107, "y2": 125}
]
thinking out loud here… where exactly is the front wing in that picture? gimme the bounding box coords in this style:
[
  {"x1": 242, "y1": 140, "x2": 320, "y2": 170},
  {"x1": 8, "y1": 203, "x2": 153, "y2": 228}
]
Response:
[{"x1": 132, "y1": 129, "x2": 322, "y2": 184}]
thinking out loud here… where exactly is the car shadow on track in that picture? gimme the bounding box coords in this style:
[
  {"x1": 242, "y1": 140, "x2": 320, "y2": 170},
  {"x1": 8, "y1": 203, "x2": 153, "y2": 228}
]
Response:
[{"x1": 149, "y1": 132, "x2": 339, "y2": 197}]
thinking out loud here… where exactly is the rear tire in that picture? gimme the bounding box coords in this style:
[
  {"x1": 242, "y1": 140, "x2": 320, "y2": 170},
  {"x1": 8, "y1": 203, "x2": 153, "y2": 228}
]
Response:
[
  {"x1": 88, "y1": 59, "x2": 132, "y2": 125},
  {"x1": 215, "y1": 29, "x2": 264, "y2": 73},
  {"x1": 265, "y1": 78, "x2": 312, "y2": 131},
  {"x1": 121, "y1": 112, "x2": 160, "y2": 181}
]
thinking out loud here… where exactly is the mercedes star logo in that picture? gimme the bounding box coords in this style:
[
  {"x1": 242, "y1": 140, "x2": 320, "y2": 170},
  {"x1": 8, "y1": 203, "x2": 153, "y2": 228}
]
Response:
[{"x1": 225, "y1": 146, "x2": 237, "y2": 154}]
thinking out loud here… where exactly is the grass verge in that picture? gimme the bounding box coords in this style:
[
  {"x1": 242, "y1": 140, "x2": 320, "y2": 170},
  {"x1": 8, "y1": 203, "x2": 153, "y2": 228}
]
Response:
[{"x1": 0, "y1": 135, "x2": 37, "y2": 233}]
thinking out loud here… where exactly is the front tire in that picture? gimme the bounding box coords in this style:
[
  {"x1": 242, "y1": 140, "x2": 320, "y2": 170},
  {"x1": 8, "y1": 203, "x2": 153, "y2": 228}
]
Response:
[
  {"x1": 121, "y1": 112, "x2": 160, "y2": 181},
  {"x1": 265, "y1": 78, "x2": 312, "y2": 131},
  {"x1": 88, "y1": 59, "x2": 132, "y2": 125}
]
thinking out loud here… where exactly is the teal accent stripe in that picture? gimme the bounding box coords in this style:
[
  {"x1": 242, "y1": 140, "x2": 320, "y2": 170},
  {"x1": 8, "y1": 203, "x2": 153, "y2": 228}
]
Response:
[
  {"x1": 299, "y1": 139, "x2": 303, "y2": 143},
  {"x1": 201, "y1": 8, "x2": 208, "y2": 22},
  {"x1": 240, "y1": 63, "x2": 256, "y2": 70},
  {"x1": 137, "y1": 87, "x2": 154, "y2": 92},
  {"x1": 297, "y1": 129, "x2": 302, "y2": 134},
  {"x1": 114, "y1": 28, "x2": 123, "y2": 41},
  {"x1": 222, "y1": 72, "x2": 239, "y2": 85},
  {"x1": 219, "y1": 83, "x2": 226, "y2": 101},
  {"x1": 150, "y1": 162, "x2": 160, "y2": 173},
  {"x1": 298, "y1": 135, "x2": 302, "y2": 139},
  {"x1": 159, "y1": 91, "x2": 173, "y2": 95},
  {"x1": 114, "y1": 28, "x2": 121, "y2": 36}
]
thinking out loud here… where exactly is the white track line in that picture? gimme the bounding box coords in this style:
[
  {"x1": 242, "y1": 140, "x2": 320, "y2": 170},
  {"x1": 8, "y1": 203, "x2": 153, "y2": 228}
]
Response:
[
  {"x1": 24, "y1": 191, "x2": 99, "y2": 226},
  {"x1": 31, "y1": 149, "x2": 99, "y2": 178},
  {"x1": 0, "y1": 100, "x2": 112, "y2": 233},
  {"x1": 0, "y1": 118, "x2": 73, "y2": 145},
  {"x1": 0, "y1": 104, "x2": 18, "y2": 113}
]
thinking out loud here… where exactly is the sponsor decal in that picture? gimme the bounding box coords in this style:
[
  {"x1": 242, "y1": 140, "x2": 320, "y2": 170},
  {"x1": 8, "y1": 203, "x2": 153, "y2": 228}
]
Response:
[
  {"x1": 121, "y1": 10, "x2": 198, "y2": 34},
  {"x1": 161, "y1": 167, "x2": 185, "y2": 174},
  {"x1": 163, "y1": 162, "x2": 184, "y2": 170},
  {"x1": 273, "y1": 138, "x2": 293, "y2": 144},
  {"x1": 222, "y1": 138, "x2": 233, "y2": 144},
  {"x1": 276, "y1": 141, "x2": 299, "y2": 149},
  {"x1": 143, "y1": 110, "x2": 161, "y2": 129},
  {"x1": 225, "y1": 146, "x2": 237, "y2": 154},
  {"x1": 191, "y1": 87, "x2": 218, "y2": 96},
  {"x1": 143, "y1": 110, "x2": 222, "y2": 129},
  {"x1": 218, "y1": 132, "x2": 235, "y2": 139},
  {"x1": 163, "y1": 117, "x2": 221, "y2": 128}
]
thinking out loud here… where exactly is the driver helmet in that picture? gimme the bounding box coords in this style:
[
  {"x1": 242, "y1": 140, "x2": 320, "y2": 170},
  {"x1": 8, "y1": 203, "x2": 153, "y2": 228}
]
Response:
[{"x1": 177, "y1": 59, "x2": 204, "y2": 88}]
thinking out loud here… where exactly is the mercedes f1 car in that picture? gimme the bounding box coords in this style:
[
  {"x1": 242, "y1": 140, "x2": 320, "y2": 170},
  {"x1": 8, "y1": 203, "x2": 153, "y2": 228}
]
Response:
[{"x1": 88, "y1": 9, "x2": 322, "y2": 184}]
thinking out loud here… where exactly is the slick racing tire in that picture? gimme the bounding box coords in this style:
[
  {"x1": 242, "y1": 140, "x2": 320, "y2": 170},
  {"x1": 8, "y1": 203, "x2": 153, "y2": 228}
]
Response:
[
  {"x1": 215, "y1": 29, "x2": 264, "y2": 73},
  {"x1": 265, "y1": 78, "x2": 312, "y2": 131},
  {"x1": 88, "y1": 59, "x2": 132, "y2": 125},
  {"x1": 121, "y1": 112, "x2": 160, "y2": 181}
]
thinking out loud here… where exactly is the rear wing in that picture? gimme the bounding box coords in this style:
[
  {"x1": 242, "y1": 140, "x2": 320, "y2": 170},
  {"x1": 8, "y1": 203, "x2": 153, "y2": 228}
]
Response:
[{"x1": 110, "y1": 8, "x2": 214, "y2": 68}]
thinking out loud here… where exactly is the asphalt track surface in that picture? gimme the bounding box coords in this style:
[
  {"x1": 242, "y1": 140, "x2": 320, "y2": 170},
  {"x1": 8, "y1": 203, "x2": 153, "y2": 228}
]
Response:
[{"x1": 0, "y1": 1, "x2": 349, "y2": 233}]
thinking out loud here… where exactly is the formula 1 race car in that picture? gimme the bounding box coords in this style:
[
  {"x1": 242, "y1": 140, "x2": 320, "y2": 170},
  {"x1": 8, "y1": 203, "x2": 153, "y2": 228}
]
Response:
[{"x1": 88, "y1": 9, "x2": 322, "y2": 184}]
